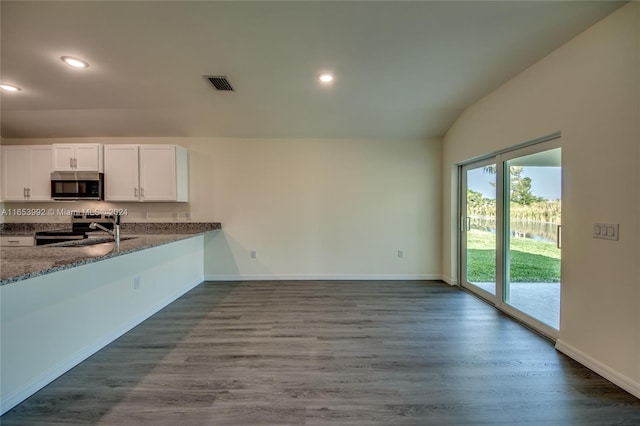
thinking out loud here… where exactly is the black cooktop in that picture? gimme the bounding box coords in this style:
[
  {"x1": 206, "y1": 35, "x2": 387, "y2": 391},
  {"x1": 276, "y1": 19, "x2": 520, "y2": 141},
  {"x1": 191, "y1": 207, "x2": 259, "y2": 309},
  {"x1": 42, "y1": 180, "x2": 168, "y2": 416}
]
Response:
[
  {"x1": 35, "y1": 231, "x2": 86, "y2": 237},
  {"x1": 34, "y1": 231, "x2": 87, "y2": 245}
]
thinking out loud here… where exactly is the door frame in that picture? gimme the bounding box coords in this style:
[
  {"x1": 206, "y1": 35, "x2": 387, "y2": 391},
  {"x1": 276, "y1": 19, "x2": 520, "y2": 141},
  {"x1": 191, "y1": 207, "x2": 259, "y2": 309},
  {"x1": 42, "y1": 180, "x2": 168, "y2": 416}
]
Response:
[{"x1": 458, "y1": 133, "x2": 561, "y2": 340}]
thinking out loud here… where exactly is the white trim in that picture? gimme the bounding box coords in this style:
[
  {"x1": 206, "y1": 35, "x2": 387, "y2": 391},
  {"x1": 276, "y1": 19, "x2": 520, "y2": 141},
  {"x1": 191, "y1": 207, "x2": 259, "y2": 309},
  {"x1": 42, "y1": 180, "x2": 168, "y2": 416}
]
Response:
[
  {"x1": 555, "y1": 339, "x2": 640, "y2": 399},
  {"x1": 441, "y1": 275, "x2": 458, "y2": 286},
  {"x1": 204, "y1": 274, "x2": 442, "y2": 282},
  {"x1": 457, "y1": 131, "x2": 561, "y2": 167}
]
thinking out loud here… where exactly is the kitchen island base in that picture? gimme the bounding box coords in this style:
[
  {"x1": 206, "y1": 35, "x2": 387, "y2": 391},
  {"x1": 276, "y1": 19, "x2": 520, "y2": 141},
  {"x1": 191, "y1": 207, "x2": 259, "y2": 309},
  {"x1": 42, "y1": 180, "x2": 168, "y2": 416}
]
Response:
[{"x1": 0, "y1": 235, "x2": 204, "y2": 414}]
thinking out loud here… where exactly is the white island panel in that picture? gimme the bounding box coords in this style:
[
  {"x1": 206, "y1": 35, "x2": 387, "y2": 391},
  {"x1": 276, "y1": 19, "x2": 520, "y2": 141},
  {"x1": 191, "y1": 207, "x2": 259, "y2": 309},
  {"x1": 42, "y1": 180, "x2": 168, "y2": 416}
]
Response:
[{"x1": 0, "y1": 235, "x2": 204, "y2": 414}]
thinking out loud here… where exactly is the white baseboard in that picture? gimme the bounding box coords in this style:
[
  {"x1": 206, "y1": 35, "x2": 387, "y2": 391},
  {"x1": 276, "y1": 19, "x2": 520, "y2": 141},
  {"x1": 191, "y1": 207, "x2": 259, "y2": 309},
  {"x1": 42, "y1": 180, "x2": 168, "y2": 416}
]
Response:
[
  {"x1": 204, "y1": 274, "x2": 443, "y2": 282},
  {"x1": 0, "y1": 277, "x2": 202, "y2": 415},
  {"x1": 555, "y1": 339, "x2": 640, "y2": 399},
  {"x1": 441, "y1": 276, "x2": 458, "y2": 286}
]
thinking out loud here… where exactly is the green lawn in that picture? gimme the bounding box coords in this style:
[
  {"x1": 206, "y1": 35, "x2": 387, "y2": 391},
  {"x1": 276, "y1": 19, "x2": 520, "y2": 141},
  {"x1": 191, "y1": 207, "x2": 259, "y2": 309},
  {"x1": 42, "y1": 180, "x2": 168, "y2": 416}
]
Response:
[{"x1": 466, "y1": 229, "x2": 560, "y2": 283}]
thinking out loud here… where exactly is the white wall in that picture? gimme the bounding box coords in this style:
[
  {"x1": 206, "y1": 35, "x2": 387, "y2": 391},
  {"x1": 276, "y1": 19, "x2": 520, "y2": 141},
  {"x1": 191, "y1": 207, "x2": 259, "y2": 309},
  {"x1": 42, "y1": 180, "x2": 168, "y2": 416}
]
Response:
[
  {"x1": 2, "y1": 136, "x2": 442, "y2": 280},
  {"x1": 442, "y1": 3, "x2": 639, "y2": 396}
]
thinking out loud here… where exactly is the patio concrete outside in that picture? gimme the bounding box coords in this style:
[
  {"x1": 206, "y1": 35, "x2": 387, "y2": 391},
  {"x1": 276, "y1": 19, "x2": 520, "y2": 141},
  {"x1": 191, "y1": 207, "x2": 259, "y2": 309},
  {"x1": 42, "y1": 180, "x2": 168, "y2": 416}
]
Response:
[{"x1": 470, "y1": 282, "x2": 560, "y2": 330}]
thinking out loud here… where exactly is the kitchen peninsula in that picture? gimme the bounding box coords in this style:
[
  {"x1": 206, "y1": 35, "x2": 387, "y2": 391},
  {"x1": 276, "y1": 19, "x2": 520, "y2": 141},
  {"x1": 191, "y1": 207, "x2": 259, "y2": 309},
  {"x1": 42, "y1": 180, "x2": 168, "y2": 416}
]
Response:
[
  {"x1": 0, "y1": 221, "x2": 221, "y2": 414},
  {"x1": 0, "y1": 222, "x2": 221, "y2": 284}
]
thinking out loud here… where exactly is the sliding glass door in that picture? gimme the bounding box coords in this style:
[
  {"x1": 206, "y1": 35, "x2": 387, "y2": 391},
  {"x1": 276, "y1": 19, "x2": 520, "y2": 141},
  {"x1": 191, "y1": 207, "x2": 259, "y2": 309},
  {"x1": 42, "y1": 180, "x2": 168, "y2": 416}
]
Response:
[
  {"x1": 503, "y1": 145, "x2": 561, "y2": 331},
  {"x1": 460, "y1": 159, "x2": 498, "y2": 301},
  {"x1": 460, "y1": 138, "x2": 561, "y2": 337}
]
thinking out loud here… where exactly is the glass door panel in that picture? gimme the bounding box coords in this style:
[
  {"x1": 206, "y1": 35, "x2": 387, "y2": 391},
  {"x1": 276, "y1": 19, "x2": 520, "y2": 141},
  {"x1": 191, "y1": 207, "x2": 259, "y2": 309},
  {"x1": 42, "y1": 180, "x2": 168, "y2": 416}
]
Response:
[
  {"x1": 461, "y1": 161, "x2": 497, "y2": 297},
  {"x1": 504, "y1": 148, "x2": 561, "y2": 329}
]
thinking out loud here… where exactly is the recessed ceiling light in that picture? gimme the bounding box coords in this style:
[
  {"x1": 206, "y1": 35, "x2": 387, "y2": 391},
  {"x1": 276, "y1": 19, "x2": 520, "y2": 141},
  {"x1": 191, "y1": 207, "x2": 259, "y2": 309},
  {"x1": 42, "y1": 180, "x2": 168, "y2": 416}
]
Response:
[
  {"x1": 61, "y1": 56, "x2": 89, "y2": 68},
  {"x1": 0, "y1": 83, "x2": 21, "y2": 92},
  {"x1": 319, "y1": 73, "x2": 334, "y2": 83}
]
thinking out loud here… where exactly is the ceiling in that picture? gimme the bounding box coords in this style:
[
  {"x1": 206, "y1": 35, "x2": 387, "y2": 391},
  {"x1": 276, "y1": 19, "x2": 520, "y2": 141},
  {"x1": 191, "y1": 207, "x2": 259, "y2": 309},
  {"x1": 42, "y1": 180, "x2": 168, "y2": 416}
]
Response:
[{"x1": 0, "y1": 1, "x2": 625, "y2": 140}]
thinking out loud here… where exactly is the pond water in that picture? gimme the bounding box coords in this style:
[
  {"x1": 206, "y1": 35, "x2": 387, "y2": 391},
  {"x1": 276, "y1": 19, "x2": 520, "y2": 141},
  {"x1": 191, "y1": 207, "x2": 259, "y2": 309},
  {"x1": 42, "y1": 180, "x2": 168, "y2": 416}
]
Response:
[{"x1": 470, "y1": 217, "x2": 560, "y2": 244}]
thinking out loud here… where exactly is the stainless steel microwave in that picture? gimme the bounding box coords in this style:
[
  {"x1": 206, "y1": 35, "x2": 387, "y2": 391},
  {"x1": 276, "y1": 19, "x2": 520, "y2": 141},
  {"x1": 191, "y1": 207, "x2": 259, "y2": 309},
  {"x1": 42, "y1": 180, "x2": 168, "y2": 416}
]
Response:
[{"x1": 51, "y1": 172, "x2": 104, "y2": 200}]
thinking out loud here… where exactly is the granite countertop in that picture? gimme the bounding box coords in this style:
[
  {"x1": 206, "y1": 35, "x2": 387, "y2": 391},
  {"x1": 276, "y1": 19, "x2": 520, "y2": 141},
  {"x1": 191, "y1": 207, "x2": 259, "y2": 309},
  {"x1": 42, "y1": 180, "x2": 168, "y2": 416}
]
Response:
[
  {"x1": 0, "y1": 222, "x2": 221, "y2": 236},
  {"x1": 0, "y1": 223, "x2": 221, "y2": 285}
]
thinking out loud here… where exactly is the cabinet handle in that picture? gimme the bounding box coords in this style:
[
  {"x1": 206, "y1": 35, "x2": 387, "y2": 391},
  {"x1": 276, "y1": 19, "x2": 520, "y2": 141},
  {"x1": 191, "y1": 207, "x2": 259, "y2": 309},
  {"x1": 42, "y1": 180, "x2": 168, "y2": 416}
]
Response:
[
  {"x1": 74, "y1": 158, "x2": 78, "y2": 168},
  {"x1": 140, "y1": 187, "x2": 144, "y2": 198},
  {"x1": 26, "y1": 188, "x2": 31, "y2": 198},
  {"x1": 70, "y1": 157, "x2": 74, "y2": 168},
  {"x1": 134, "y1": 188, "x2": 138, "y2": 197}
]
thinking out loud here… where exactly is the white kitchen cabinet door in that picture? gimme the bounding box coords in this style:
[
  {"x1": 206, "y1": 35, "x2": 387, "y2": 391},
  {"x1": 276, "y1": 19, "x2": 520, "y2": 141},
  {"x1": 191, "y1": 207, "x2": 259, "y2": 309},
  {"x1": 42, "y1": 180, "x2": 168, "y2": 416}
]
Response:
[
  {"x1": 1, "y1": 145, "x2": 52, "y2": 201},
  {"x1": 52, "y1": 144, "x2": 103, "y2": 172},
  {"x1": 75, "y1": 144, "x2": 102, "y2": 171},
  {"x1": 104, "y1": 145, "x2": 140, "y2": 201},
  {"x1": 139, "y1": 146, "x2": 177, "y2": 201},
  {"x1": 28, "y1": 146, "x2": 54, "y2": 200},
  {"x1": 139, "y1": 145, "x2": 188, "y2": 202},
  {"x1": 2, "y1": 146, "x2": 30, "y2": 200},
  {"x1": 52, "y1": 144, "x2": 76, "y2": 171},
  {"x1": 103, "y1": 144, "x2": 188, "y2": 202}
]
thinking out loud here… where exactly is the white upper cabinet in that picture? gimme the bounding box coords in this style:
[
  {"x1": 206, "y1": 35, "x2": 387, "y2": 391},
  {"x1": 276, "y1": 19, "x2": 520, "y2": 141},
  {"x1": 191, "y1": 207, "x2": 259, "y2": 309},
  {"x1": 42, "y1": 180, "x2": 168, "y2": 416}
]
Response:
[
  {"x1": 138, "y1": 146, "x2": 177, "y2": 202},
  {"x1": 2, "y1": 146, "x2": 29, "y2": 201},
  {"x1": 1, "y1": 145, "x2": 53, "y2": 201},
  {"x1": 104, "y1": 144, "x2": 188, "y2": 202},
  {"x1": 52, "y1": 143, "x2": 103, "y2": 172},
  {"x1": 28, "y1": 147, "x2": 53, "y2": 200},
  {"x1": 51, "y1": 145, "x2": 74, "y2": 171},
  {"x1": 103, "y1": 145, "x2": 140, "y2": 201}
]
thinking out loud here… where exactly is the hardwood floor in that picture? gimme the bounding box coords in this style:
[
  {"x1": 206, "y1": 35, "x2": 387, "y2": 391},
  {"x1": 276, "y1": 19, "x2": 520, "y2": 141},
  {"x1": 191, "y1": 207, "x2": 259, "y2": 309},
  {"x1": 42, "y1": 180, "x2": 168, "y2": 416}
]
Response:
[{"x1": 2, "y1": 280, "x2": 639, "y2": 425}]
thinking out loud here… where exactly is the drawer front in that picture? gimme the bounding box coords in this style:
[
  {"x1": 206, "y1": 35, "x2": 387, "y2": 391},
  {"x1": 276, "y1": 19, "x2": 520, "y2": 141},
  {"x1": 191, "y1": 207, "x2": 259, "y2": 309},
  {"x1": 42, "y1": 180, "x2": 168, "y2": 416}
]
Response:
[{"x1": 0, "y1": 236, "x2": 35, "y2": 247}]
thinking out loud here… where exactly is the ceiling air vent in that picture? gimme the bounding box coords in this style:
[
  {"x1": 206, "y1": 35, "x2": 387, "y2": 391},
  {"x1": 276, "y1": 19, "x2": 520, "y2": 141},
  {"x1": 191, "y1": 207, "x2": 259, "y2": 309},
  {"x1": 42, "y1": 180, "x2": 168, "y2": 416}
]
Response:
[{"x1": 206, "y1": 76, "x2": 234, "y2": 91}]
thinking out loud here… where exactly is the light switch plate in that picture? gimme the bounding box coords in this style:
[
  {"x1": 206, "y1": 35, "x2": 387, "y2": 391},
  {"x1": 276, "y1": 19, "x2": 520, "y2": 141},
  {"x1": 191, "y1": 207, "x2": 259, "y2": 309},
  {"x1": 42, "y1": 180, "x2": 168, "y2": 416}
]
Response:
[{"x1": 593, "y1": 223, "x2": 619, "y2": 241}]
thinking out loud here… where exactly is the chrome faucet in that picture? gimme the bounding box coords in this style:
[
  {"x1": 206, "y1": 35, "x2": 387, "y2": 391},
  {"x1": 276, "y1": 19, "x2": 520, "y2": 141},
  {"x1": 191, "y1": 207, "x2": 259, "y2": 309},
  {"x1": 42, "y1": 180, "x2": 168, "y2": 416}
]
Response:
[{"x1": 89, "y1": 214, "x2": 121, "y2": 246}]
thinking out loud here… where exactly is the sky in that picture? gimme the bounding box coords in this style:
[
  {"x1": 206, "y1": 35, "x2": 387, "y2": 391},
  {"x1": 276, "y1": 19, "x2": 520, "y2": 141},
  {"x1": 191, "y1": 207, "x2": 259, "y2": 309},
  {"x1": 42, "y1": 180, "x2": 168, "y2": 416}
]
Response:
[{"x1": 467, "y1": 166, "x2": 561, "y2": 201}]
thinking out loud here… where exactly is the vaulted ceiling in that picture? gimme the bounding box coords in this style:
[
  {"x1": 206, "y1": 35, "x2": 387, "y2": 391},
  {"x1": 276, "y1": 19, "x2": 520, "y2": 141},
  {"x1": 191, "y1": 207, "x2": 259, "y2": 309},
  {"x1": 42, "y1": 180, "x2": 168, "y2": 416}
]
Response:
[{"x1": 0, "y1": 1, "x2": 625, "y2": 139}]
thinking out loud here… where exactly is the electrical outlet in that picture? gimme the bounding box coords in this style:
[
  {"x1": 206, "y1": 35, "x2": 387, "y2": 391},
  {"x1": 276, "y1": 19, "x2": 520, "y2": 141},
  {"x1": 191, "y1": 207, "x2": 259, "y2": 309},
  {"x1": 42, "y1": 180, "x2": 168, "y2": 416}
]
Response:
[
  {"x1": 250, "y1": 250, "x2": 257, "y2": 259},
  {"x1": 133, "y1": 276, "x2": 141, "y2": 289},
  {"x1": 397, "y1": 249, "x2": 404, "y2": 259}
]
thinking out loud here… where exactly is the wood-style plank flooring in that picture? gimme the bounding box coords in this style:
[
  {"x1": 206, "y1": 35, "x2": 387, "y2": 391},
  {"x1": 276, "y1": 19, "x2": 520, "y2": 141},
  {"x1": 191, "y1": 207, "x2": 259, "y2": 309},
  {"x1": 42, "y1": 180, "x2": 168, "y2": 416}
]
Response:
[{"x1": 2, "y1": 280, "x2": 639, "y2": 425}]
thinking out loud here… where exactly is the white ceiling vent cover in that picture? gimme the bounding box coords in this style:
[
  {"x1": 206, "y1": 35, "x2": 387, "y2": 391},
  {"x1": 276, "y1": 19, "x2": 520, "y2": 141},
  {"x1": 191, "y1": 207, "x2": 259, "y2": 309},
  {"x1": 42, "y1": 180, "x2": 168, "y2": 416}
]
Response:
[{"x1": 206, "y1": 76, "x2": 234, "y2": 91}]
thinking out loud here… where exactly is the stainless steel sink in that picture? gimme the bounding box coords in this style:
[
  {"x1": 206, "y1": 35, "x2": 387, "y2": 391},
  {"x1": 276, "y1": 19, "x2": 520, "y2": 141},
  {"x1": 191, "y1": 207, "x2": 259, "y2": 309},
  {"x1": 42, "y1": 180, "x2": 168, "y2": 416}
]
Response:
[
  {"x1": 76, "y1": 242, "x2": 117, "y2": 257},
  {"x1": 52, "y1": 236, "x2": 137, "y2": 248}
]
